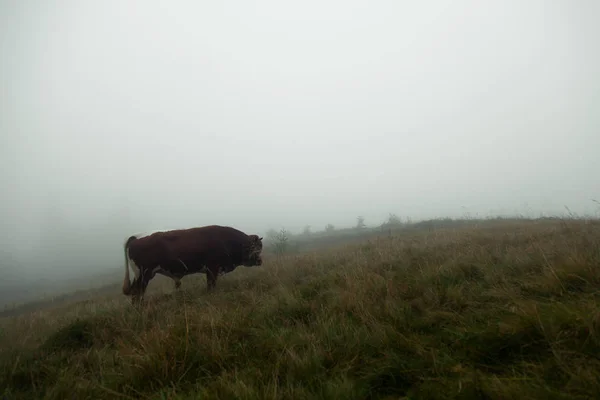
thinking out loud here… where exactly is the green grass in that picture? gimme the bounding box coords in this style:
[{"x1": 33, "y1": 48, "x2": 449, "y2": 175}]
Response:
[{"x1": 1, "y1": 218, "x2": 599, "y2": 399}]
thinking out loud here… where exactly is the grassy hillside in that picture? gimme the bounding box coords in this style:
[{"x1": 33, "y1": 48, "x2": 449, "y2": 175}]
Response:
[
  {"x1": 1, "y1": 217, "x2": 599, "y2": 399},
  {"x1": 0, "y1": 217, "x2": 543, "y2": 312}
]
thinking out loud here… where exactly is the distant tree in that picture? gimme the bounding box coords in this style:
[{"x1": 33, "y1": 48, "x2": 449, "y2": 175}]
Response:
[
  {"x1": 302, "y1": 225, "x2": 312, "y2": 236},
  {"x1": 356, "y1": 216, "x2": 366, "y2": 230},
  {"x1": 387, "y1": 213, "x2": 402, "y2": 226},
  {"x1": 273, "y1": 228, "x2": 290, "y2": 255},
  {"x1": 325, "y1": 223, "x2": 335, "y2": 233}
]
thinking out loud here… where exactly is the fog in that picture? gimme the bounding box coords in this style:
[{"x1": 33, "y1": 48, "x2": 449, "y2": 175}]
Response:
[{"x1": 1, "y1": 1, "x2": 599, "y2": 301}]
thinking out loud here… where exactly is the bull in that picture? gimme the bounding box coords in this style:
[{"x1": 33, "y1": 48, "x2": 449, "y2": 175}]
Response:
[{"x1": 122, "y1": 225, "x2": 263, "y2": 304}]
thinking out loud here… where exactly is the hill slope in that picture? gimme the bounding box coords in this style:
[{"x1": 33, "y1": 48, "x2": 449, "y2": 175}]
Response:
[{"x1": 1, "y1": 218, "x2": 599, "y2": 399}]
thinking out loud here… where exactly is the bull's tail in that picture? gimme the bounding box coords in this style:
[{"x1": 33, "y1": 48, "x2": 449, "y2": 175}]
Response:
[{"x1": 122, "y1": 236, "x2": 136, "y2": 295}]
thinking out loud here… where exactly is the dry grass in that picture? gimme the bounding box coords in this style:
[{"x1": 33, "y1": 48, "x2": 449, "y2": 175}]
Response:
[{"x1": 1, "y1": 218, "x2": 599, "y2": 399}]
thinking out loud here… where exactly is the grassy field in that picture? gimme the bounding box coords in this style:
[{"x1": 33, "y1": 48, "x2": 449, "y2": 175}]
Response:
[{"x1": 1, "y1": 217, "x2": 599, "y2": 399}]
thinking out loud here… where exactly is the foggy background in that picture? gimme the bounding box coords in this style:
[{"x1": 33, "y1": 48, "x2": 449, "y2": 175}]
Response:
[{"x1": 1, "y1": 1, "x2": 599, "y2": 305}]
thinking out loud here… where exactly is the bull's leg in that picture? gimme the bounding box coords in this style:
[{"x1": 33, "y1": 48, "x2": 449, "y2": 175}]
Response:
[
  {"x1": 206, "y1": 266, "x2": 220, "y2": 291},
  {"x1": 131, "y1": 282, "x2": 145, "y2": 306},
  {"x1": 131, "y1": 270, "x2": 152, "y2": 306}
]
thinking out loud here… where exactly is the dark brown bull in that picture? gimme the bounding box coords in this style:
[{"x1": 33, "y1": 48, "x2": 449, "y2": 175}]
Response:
[{"x1": 122, "y1": 225, "x2": 263, "y2": 304}]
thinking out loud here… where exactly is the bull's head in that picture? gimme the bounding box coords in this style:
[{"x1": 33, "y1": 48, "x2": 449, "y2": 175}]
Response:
[{"x1": 243, "y1": 234, "x2": 264, "y2": 267}]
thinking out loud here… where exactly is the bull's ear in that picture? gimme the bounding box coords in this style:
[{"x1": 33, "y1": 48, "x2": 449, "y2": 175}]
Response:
[{"x1": 259, "y1": 236, "x2": 263, "y2": 241}]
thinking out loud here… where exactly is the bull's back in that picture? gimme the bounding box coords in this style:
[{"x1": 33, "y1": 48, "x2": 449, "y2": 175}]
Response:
[
  {"x1": 187, "y1": 225, "x2": 248, "y2": 240},
  {"x1": 130, "y1": 225, "x2": 249, "y2": 262}
]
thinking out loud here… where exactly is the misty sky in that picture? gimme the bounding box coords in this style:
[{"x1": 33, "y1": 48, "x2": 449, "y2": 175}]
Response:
[{"x1": 2, "y1": 1, "x2": 599, "y2": 260}]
